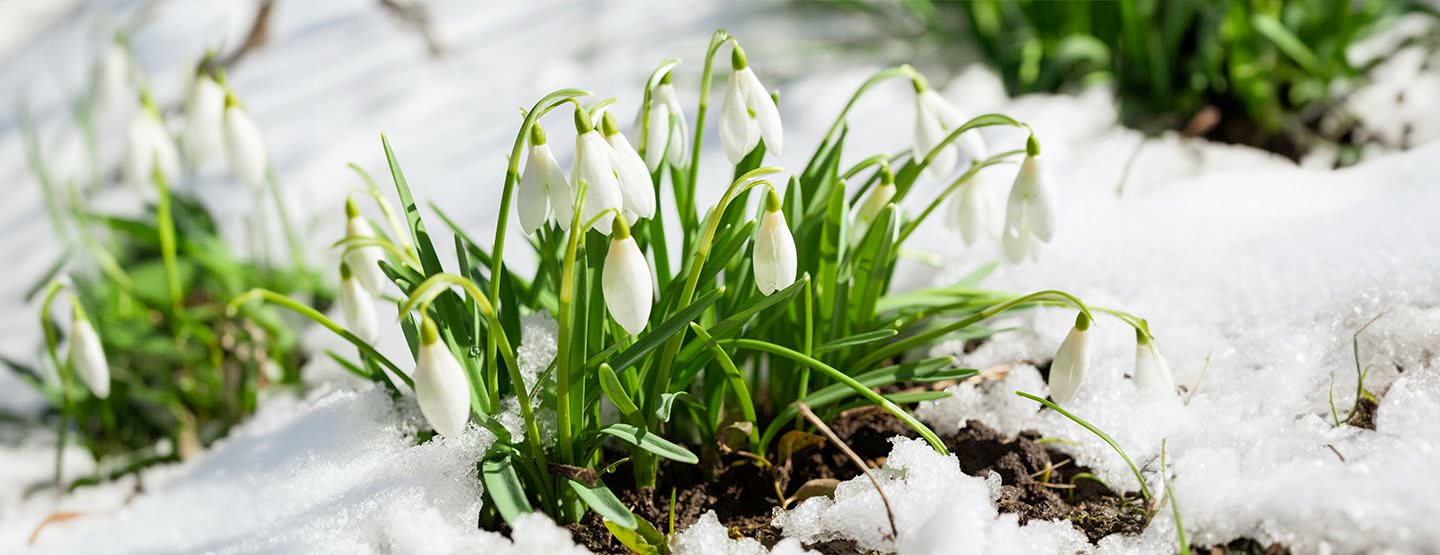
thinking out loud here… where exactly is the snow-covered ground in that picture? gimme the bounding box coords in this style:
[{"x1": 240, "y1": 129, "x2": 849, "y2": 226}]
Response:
[{"x1": 2, "y1": 1, "x2": 1438, "y2": 554}]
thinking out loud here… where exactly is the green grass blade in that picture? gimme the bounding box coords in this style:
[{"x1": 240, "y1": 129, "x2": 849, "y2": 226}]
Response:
[
  {"x1": 599, "y1": 423, "x2": 699, "y2": 464},
  {"x1": 480, "y1": 453, "x2": 533, "y2": 526}
]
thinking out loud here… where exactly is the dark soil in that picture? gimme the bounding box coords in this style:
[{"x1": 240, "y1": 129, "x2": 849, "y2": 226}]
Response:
[
  {"x1": 564, "y1": 407, "x2": 1146, "y2": 553},
  {"x1": 1192, "y1": 537, "x2": 1293, "y2": 555},
  {"x1": 1347, "y1": 396, "x2": 1379, "y2": 431}
]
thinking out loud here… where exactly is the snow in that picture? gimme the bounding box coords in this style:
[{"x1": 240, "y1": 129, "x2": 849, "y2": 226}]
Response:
[{"x1": 2, "y1": 0, "x2": 1439, "y2": 554}]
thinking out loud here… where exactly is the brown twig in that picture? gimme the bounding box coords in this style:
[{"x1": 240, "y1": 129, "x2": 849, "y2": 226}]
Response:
[
  {"x1": 217, "y1": 0, "x2": 276, "y2": 70},
  {"x1": 795, "y1": 402, "x2": 899, "y2": 540}
]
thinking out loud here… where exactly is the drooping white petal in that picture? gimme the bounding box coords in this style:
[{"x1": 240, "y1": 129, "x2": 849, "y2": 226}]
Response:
[
  {"x1": 606, "y1": 133, "x2": 656, "y2": 220},
  {"x1": 1017, "y1": 155, "x2": 1057, "y2": 242},
  {"x1": 1001, "y1": 225, "x2": 1030, "y2": 264},
  {"x1": 183, "y1": 75, "x2": 226, "y2": 166},
  {"x1": 719, "y1": 73, "x2": 759, "y2": 164},
  {"x1": 344, "y1": 215, "x2": 389, "y2": 294},
  {"x1": 518, "y1": 144, "x2": 556, "y2": 234},
  {"x1": 100, "y1": 43, "x2": 132, "y2": 111},
  {"x1": 340, "y1": 274, "x2": 378, "y2": 344},
  {"x1": 1048, "y1": 323, "x2": 1090, "y2": 404},
  {"x1": 740, "y1": 67, "x2": 782, "y2": 156},
  {"x1": 572, "y1": 131, "x2": 623, "y2": 235},
  {"x1": 921, "y1": 89, "x2": 988, "y2": 161},
  {"x1": 223, "y1": 104, "x2": 269, "y2": 189},
  {"x1": 753, "y1": 210, "x2": 797, "y2": 296},
  {"x1": 657, "y1": 83, "x2": 689, "y2": 166},
  {"x1": 1134, "y1": 342, "x2": 1177, "y2": 396},
  {"x1": 68, "y1": 318, "x2": 110, "y2": 399},
  {"x1": 641, "y1": 101, "x2": 671, "y2": 172},
  {"x1": 914, "y1": 97, "x2": 957, "y2": 182},
  {"x1": 123, "y1": 112, "x2": 181, "y2": 191},
  {"x1": 602, "y1": 235, "x2": 653, "y2": 335},
  {"x1": 948, "y1": 173, "x2": 1002, "y2": 245},
  {"x1": 413, "y1": 338, "x2": 472, "y2": 438}
]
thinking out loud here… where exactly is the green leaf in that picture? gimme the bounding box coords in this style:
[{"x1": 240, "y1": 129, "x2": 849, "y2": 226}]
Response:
[
  {"x1": 599, "y1": 363, "x2": 642, "y2": 423},
  {"x1": 599, "y1": 423, "x2": 699, "y2": 464},
  {"x1": 568, "y1": 479, "x2": 637, "y2": 530},
  {"x1": 604, "y1": 515, "x2": 667, "y2": 554},
  {"x1": 653, "y1": 391, "x2": 694, "y2": 423},
  {"x1": 480, "y1": 452, "x2": 533, "y2": 526},
  {"x1": 381, "y1": 134, "x2": 443, "y2": 276},
  {"x1": 688, "y1": 322, "x2": 758, "y2": 450},
  {"x1": 883, "y1": 390, "x2": 953, "y2": 404},
  {"x1": 602, "y1": 287, "x2": 724, "y2": 373},
  {"x1": 812, "y1": 329, "x2": 898, "y2": 355}
]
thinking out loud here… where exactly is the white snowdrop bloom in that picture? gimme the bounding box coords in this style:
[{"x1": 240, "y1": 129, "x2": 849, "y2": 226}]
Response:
[
  {"x1": 601, "y1": 112, "x2": 656, "y2": 221},
  {"x1": 339, "y1": 263, "x2": 379, "y2": 345},
  {"x1": 67, "y1": 311, "x2": 110, "y2": 399},
  {"x1": 99, "y1": 38, "x2": 135, "y2": 111},
  {"x1": 1134, "y1": 331, "x2": 1176, "y2": 396},
  {"x1": 121, "y1": 102, "x2": 181, "y2": 191},
  {"x1": 222, "y1": 94, "x2": 269, "y2": 189},
  {"x1": 851, "y1": 172, "x2": 896, "y2": 244},
  {"x1": 719, "y1": 44, "x2": 782, "y2": 164},
  {"x1": 913, "y1": 84, "x2": 987, "y2": 181},
  {"x1": 570, "y1": 109, "x2": 624, "y2": 235},
  {"x1": 602, "y1": 216, "x2": 652, "y2": 335},
  {"x1": 182, "y1": 71, "x2": 226, "y2": 167},
  {"x1": 1001, "y1": 141, "x2": 1057, "y2": 263},
  {"x1": 639, "y1": 73, "x2": 688, "y2": 171},
  {"x1": 413, "y1": 319, "x2": 472, "y2": 438},
  {"x1": 1048, "y1": 312, "x2": 1091, "y2": 404},
  {"x1": 343, "y1": 199, "x2": 389, "y2": 295},
  {"x1": 753, "y1": 188, "x2": 797, "y2": 296},
  {"x1": 518, "y1": 124, "x2": 570, "y2": 234},
  {"x1": 945, "y1": 170, "x2": 1003, "y2": 245}
]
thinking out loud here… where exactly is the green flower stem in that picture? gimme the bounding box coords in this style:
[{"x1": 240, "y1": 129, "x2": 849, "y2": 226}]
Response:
[
  {"x1": 346, "y1": 164, "x2": 417, "y2": 256},
  {"x1": 855, "y1": 290, "x2": 1093, "y2": 370},
  {"x1": 906, "y1": 114, "x2": 1033, "y2": 193},
  {"x1": 1162, "y1": 438, "x2": 1186, "y2": 552},
  {"x1": 399, "y1": 274, "x2": 552, "y2": 494},
  {"x1": 487, "y1": 89, "x2": 590, "y2": 440},
  {"x1": 682, "y1": 29, "x2": 732, "y2": 228},
  {"x1": 227, "y1": 289, "x2": 412, "y2": 389},
  {"x1": 555, "y1": 182, "x2": 611, "y2": 466},
  {"x1": 637, "y1": 58, "x2": 682, "y2": 158},
  {"x1": 719, "y1": 338, "x2": 948, "y2": 455},
  {"x1": 895, "y1": 149, "x2": 1025, "y2": 244},
  {"x1": 1015, "y1": 391, "x2": 1153, "y2": 504},
  {"x1": 689, "y1": 323, "x2": 760, "y2": 452},
  {"x1": 152, "y1": 165, "x2": 183, "y2": 314},
  {"x1": 39, "y1": 281, "x2": 72, "y2": 489},
  {"x1": 265, "y1": 166, "x2": 309, "y2": 273}
]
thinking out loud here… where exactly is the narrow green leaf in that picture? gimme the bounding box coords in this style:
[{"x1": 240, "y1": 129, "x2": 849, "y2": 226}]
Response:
[
  {"x1": 812, "y1": 329, "x2": 898, "y2": 355},
  {"x1": 654, "y1": 391, "x2": 694, "y2": 423},
  {"x1": 599, "y1": 363, "x2": 642, "y2": 422},
  {"x1": 599, "y1": 423, "x2": 699, "y2": 464},
  {"x1": 602, "y1": 287, "x2": 724, "y2": 373},
  {"x1": 480, "y1": 453, "x2": 533, "y2": 526},
  {"x1": 569, "y1": 479, "x2": 638, "y2": 530}
]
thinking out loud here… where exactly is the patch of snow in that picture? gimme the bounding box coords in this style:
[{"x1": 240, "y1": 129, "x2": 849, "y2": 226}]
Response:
[{"x1": 672, "y1": 511, "x2": 809, "y2": 555}]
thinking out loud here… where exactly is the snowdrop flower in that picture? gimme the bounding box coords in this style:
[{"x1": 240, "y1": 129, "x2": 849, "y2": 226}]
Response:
[
  {"x1": 182, "y1": 68, "x2": 226, "y2": 167},
  {"x1": 602, "y1": 216, "x2": 652, "y2": 335},
  {"x1": 222, "y1": 92, "x2": 269, "y2": 190},
  {"x1": 518, "y1": 123, "x2": 571, "y2": 233},
  {"x1": 1134, "y1": 329, "x2": 1176, "y2": 396},
  {"x1": 851, "y1": 168, "x2": 896, "y2": 244},
  {"x1": 570, "y1": 107, "x2": 624, "y2": 235},
  {"x1": 343, "y1": 198, "x2": 389, "y2": 295},
  {"x1": 99, "y1": 35, "x2": 135, "y2": 111},
  {"x1": 1001, "y1": 137, "x2": 1057, "y2": 263},
  {"x1": 601, "y1": 112, "x2": 656, "y2": 222},
  {"x1": 913, "y1": 77, "x2": 987, "y2": 181},
  {"x1": 719, "y1": 43, "x2": 782, "y2": 164},
  {"x1": 638, "y1": 71, "x2": 688, "y2": 171},
  {"x1": 67, "y1": 307, "x2": 110, "y2": 399},
  {"x1": 122, "y1": 94, "x2": 181, "y2": 191},
  {"x1": 1048, "y1": 312, "x2": 1091, "y2": 404},
  {"x1": 753, "y1": 188, "x2": 797, "y2": 296},
  {"x1": 339, "y1": 262, "x2": 379, "y2": 344},
  {"x1": 413, "y1": 318, "x2": 471, "y2": 438},
  {"x1": 945, "y1": 170, "x2": 1003, "y2": 245}
]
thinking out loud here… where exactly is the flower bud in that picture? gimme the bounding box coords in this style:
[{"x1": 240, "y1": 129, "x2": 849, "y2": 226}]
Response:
[
  {"x1": 1048, "y1": 312, "x2": 1091, "y2": 404},
  {"x1": 339, "y1": 263, "x2": 378, "y2": 344},
  {"x1": 343, "y1": 199, "x2": 389, "y2": 295},
  {"x1": 1134, "y1": 330, "x2": 1176, "y2": 397},
  {"x1": 851, "y1": 169, "x2": 895, "y2": 244},
  {"x1": 222, "y1": 93, "x2": 269, "y2": 190},
  {"x1": 67, "y1": 308, "x2": 110, "y2": 399},
  {"x1": 946, "y1": 171, "x2": 1002, "y2": 245},
  {"x1": 183, "y1": 71, "x2": 227, "y2": 167},
  {"x1": 913, "y1": 83, "x2": 987, "y2": 182},
  {"x1": 122, "y1": 97, "x2": 181, "y2": 192},
  {"x1": 413, "y1": 318, "x2": 471, "y2": 438},
  {"x1": 719, "y1": 44, "x2": 782, "y2": 164},
  {"x1": 602, "y1": 216, "x2": 653, "y2": 335},
  {"x1": 518, "y1": 124, "x2": 570, "y2": 234},
  {"x1": 753, "y1": 188, "x2": 797, "y2": 296},
  {"x1": 639, "y1": 74, "x2": 689, "y2": 171}
]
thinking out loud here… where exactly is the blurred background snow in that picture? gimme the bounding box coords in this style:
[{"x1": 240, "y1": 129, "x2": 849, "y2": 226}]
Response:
[{"x1": 2, "y1": 1, "x2": 1439, "y2": 554}]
